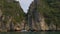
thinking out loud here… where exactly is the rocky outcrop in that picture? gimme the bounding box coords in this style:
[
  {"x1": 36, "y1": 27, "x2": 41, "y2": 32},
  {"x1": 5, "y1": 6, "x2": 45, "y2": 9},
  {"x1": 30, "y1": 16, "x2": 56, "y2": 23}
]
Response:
[
  {"x1": 0, "y1": 0, "x2": 25, "y2": 32},
  {"x1": 0, "y1": 0, "x2": 60, "y2": 32},
  {"x1": 27, "y1": 0, "x2": 59, "y2": 31},
  {"x1": 27, "y1": 0, "x2": 49, "y2": 30}
]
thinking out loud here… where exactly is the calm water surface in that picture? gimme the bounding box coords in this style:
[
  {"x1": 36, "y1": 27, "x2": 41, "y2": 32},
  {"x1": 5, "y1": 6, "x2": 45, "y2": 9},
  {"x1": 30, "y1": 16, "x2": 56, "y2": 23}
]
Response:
[{"x1": 0, "y1": 31, "x2": 60, "y2": 34}]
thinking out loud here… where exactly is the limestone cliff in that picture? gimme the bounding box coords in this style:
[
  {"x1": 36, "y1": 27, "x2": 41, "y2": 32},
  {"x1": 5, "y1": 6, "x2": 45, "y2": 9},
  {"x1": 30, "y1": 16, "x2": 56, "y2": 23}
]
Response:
[
  {"x1": 27, "y1": 0, "x2": 60, "y2": 30},
  {"x1": 0, "y1": 0, "x2": 60, "y2": 32},
  {"x1": 27, "y1": 0, "x2": 49, "y2": 30},
  {"x1": 0, "y1": 0, "x2": 25, "y2": 32}
]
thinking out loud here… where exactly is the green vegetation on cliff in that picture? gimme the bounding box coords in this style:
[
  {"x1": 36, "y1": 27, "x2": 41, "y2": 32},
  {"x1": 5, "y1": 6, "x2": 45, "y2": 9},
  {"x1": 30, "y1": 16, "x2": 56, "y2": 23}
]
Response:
[
  {"x1": 37, "y1": 0, "x2": 60, "y2": 26},
  {"x1": 0, "y1": 0, "x2": 60, "y2": 31},
  {"x1": 0, "y1": 0, "x2": 25, "y2": 23},
  {"x1": 27, "y1": 0, "x2": 60, "y2": 29}
]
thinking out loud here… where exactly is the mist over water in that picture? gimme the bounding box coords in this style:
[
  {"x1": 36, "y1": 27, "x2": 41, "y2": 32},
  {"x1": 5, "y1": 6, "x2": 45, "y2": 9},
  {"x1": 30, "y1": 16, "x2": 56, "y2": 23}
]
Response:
[{"x1": 16, "y1": 0, "x2": 34, "y2": 14}]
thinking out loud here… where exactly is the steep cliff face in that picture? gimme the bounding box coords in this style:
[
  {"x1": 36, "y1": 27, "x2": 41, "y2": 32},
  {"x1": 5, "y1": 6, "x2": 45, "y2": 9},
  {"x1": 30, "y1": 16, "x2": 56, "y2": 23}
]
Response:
[
  {"x1": 27, "y1": 0, "x2": 60, "y2": 30},
  {"x1": 0, "y1": 0, "x2": 60, "y2": 32},
  {"x1": 0, "y1": 0, "x2": 25, "y2": 32},
  {"x1": 27, "y1": 0, "x2": 49, "y2": 30}
]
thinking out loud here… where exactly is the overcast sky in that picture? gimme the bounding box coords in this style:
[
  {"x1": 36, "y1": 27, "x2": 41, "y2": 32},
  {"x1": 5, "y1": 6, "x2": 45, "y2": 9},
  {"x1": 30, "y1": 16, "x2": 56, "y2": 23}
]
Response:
[{"x1": 16, "y1": 0, "x2": 34, "y2": 13}]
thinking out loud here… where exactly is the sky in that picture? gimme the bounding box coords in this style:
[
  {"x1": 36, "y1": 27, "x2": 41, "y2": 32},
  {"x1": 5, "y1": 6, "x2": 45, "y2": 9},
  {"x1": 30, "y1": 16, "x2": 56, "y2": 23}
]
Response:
[{"x1": 15, "y1": 0, "x2": 34, "y2": 13}]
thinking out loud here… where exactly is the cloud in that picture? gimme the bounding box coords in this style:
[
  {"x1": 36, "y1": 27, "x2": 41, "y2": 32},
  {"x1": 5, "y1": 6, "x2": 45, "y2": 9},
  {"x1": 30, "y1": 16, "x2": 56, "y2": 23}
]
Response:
[{"x1": 18, "y1": 0, "x2": 34, "y2": 13}]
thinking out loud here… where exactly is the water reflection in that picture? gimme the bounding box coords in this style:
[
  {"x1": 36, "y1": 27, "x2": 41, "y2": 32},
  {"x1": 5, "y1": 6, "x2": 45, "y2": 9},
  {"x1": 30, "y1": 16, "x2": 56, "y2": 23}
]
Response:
[
  {"x1": 40, "y1": 32, "x2": 46, "y2": 34},
  {"x1": 0, "y1": 32, "x2": 47, "y2": 34},
  {"x1": 0, "y1": 31, "x2": 60, "y2": 34}
]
